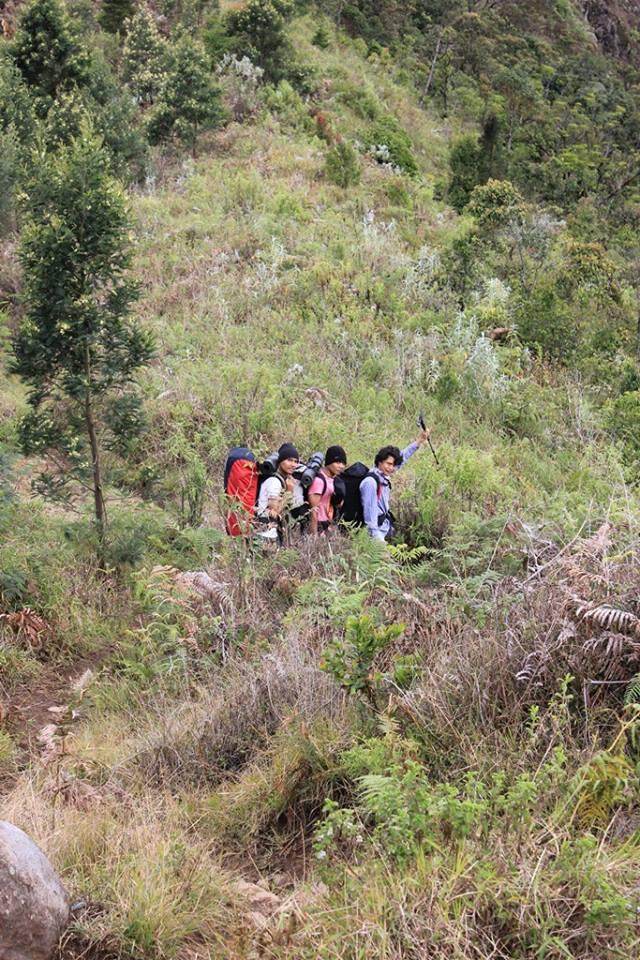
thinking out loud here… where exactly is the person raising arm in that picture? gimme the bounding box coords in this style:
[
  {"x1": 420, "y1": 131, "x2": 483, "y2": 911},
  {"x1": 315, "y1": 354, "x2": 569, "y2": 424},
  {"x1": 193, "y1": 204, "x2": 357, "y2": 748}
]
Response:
[{"x1": 360, "y1": 428, "x2": 431, "y2": 542}]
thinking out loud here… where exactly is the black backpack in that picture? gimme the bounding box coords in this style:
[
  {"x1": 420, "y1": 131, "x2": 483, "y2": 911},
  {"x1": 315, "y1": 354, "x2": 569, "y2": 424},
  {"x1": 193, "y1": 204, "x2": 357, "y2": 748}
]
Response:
[
  {"x1": 339, "y1": 463, "x2": 372, "y2": 526},
  {"x1": 338, "y1": 464, "x2": 390, "y2": 529}
]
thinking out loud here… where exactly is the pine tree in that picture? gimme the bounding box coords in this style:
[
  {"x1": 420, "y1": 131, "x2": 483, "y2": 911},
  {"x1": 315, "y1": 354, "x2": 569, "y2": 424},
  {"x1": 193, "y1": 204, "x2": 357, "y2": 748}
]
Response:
[
  {"x1": 11, "y1": 131, "x2": 154, "y2": 554},
  {"x1": 147, "y1": 33, "x2": 223, "y2": 155},
  {"x1": 122, "y1": 3, "x2": 167, "y2": 106},
  {"x1": 10, "y1": 0, "x2": 90, "y2": 111}
]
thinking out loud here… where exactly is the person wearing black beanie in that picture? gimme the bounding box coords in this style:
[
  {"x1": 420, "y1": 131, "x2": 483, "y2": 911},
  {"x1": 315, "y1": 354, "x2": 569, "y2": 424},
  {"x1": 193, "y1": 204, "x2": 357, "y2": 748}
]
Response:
[
  {"x1": 325, "y1": 445, "x2": 347, "y2": 467},
  {"x1": 277, "y1": 442, "x2": 300, "y2": 465},
  {"x1": 256, "y1": 442, "x2": 301, "y2": 543},
  {"x1": 308, "y1": 444, "x2": 348, "y2": 535}
]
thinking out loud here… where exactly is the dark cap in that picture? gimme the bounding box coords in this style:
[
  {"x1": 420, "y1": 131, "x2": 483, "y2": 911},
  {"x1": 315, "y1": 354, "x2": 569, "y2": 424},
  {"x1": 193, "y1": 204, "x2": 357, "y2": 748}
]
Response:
[
  {"x1": 325, "y1": 445, "x2": 347, "y2": 466},
  {"x1": 277, "y1": 442, "x2": 300, "y2": 464}
]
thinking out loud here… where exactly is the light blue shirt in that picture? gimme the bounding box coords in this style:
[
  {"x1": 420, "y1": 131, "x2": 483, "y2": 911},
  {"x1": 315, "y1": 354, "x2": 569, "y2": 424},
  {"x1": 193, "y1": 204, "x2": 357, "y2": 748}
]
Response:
[{"x1": 360, "y1": 442, "x2": 419, "y2": 541}]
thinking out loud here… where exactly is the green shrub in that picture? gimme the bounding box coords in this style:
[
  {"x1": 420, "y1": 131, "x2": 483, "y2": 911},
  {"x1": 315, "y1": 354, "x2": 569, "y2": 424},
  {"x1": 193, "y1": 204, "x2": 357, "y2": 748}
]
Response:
[
  {"x1": 364, "y1": 115, "x2": 418, "y2": 176},
  {"x1": 448, "y1": 133, "x2": 482, "y2": 212},
  {"x1": 311, "y1": 23, "x2": 331, "y2": 49},
  {"x1": 334, "y1": 80, "x2": 380, "y2": 120},
  {"x1": 467, "y1": 178, "x2": 524, "y2": 229},
  {"x1": 515, "y1": 277, "x2": 577, "y2": 361},
  {"x1": 320, "y1": 614, "x2": 404, "y2": 710},
  {"x1": 605, "y1": 390, "x2": 640, "y2": 475},
  {"x1": 263, "y1": 79, "x2": 311, "y2": 131},
  {"x1": 226, "y1": 0, "x2": 298, "y2": 86},
  {"x1": 10, "y1": 0, "x2": 91, "y2": 110},
  {"x1": 325, "y1": 140, "x2": 361, "y2": 188},
  {"x1": 147, "y1": 33, "x2": 224, "y2": 154}
]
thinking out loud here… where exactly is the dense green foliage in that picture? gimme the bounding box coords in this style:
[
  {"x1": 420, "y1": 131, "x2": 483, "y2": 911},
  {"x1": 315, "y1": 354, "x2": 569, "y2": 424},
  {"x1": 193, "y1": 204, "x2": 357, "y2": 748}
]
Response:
[
  {"x1": 10, "y1": 0, "x2": 91, "y2": 110},
  {"x1": 147, "y1": 32, "x2": 223, "y2": 153},
  {"x1": 121, "y1": 3, "x2": 167, "y2": 106}
]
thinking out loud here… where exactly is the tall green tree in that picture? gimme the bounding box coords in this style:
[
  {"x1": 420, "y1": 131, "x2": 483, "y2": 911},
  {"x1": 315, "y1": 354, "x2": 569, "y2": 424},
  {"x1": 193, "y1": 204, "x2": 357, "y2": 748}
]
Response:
[
  {"x1": 226, "y1": 0, "x2": 293, "y2": 83},
  {"x1": 10, "y1": 0, "x2": 90, "y2": 112},
  {"x1": 11, "y1": 131, "x2": 154, "y2": 554},
  {"x1": 147, "y1": 32, "x2": 223, "y2": 155},
  {"x1": 122, "y1": 3, "x2": 167, "y2": 106}
]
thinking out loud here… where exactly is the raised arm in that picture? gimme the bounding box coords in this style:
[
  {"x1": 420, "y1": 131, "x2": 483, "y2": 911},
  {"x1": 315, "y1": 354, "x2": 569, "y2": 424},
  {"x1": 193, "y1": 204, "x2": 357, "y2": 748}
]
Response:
[{"x1": 398, "y1": 428, "x2": 432, "y2": 469}]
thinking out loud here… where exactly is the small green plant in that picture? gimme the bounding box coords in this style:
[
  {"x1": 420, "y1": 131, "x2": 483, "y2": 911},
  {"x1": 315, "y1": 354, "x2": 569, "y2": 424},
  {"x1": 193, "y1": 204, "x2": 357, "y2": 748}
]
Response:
[
  {"x1": 321, "y1": 614, "x2": 404, "y2": 709},
  {"x1": 624, "y1": 674, "x2": 640, "y2": 706},
  {"x1": 0, "y1": 728, "x2": 17, "y2": 777},
  {"x1": 568, "y1": 712, "x2": 640, "y2": 829},
  {"x1": 311, "y1": 23, "x2": 331, "y2": 49},
  {"x1": 325, "y1": 140, "x2": 361, "y2": 189},
  {"x1": 390, "y1": 653, "x2": 422, "y2": 689},
  {"x1": 313, "y1": 798, "x2": 362, "y2": 864}
]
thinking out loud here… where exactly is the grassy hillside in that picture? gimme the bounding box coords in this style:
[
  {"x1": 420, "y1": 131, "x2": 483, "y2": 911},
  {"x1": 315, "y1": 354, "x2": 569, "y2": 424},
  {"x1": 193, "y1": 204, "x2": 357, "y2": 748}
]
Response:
[{"x1": 1, "y1": 3, "x2": 640, "y2": 959}]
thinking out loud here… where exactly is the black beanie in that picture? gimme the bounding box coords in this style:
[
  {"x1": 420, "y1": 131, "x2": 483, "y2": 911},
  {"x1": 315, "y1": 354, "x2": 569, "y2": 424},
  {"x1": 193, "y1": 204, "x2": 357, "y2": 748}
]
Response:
[
  {"x1": 325, "y1": 445, "x2": 347, "y2": 466},
  {"x1": 277, "y1": 442, "x2": 300, "y2": 464}
]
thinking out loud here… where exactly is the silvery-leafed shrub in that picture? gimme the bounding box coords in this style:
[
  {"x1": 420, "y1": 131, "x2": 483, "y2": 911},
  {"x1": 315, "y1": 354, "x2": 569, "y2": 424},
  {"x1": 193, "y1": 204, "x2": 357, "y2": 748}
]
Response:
[{"x1": 216, "y1": 54, "x2": 264, "y2": 121}]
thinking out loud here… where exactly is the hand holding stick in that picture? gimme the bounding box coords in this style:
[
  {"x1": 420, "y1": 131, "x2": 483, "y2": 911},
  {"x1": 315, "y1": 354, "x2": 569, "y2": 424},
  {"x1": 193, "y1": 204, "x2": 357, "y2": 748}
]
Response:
[{"x1": 418, "y1": 413, "x2": 440, "y2": 466}]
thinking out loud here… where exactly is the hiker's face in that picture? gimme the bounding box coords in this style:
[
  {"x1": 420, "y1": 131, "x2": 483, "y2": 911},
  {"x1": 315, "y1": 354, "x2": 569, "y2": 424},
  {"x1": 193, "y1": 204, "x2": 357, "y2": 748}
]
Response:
[
  {"x1": 279, "y1": 457, "x2": 299, "y2": 476},
  {"x1": 327, "y1": 461, "x2": 346, "y2": 477},
  {"x1": 379, "y1": 456, "x2": 397, "y2": 477}
]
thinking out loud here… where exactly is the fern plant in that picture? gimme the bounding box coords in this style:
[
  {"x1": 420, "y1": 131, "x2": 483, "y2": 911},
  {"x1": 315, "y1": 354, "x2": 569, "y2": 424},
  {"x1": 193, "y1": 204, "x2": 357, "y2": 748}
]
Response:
[
  {"x1": 569, "y1": 711, "x2": 640, "y2": 829},
  {"x1": 624, "y1": 674, "x2": 640, "y2": 706}
]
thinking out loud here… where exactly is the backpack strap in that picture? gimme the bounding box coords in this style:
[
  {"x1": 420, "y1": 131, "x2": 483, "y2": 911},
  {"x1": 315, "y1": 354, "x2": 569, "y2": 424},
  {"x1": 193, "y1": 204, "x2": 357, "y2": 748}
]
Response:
[{"x1": 366, "y1": 469, "x2": 389, "y2": 498}]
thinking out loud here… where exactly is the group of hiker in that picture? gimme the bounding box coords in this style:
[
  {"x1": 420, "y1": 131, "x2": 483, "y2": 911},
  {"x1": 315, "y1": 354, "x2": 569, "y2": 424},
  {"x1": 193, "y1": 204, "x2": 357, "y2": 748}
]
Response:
[{"x1": 224, "y1": 425, "x2": 432, "y2": 545}]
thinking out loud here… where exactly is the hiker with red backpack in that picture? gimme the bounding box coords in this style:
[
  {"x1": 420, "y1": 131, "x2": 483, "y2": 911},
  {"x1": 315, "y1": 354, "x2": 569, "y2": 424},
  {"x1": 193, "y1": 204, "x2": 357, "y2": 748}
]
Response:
[
  {"x1": 360, "y1": 429, "x2": 431, "y2": 542},
  {"x1": 307, "y1": 445, "x2": 348, "y2": 535},
  {"x1": 224, "y1": 442, "x2": 302, "y2": 542}
]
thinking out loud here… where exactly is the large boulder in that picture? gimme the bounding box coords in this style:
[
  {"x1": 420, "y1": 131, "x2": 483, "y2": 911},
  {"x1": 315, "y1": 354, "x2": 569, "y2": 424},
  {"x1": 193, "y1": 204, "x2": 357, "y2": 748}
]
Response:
[{"x1": 0, "y1": 821, "x2": 70, "y2": 960}]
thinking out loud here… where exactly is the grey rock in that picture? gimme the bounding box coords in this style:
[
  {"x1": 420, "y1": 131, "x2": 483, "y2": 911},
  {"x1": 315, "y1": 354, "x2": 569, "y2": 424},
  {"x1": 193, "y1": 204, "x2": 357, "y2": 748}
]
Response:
[{"x1": 0, "y1": 821, "x2": 69, "y2": 960}]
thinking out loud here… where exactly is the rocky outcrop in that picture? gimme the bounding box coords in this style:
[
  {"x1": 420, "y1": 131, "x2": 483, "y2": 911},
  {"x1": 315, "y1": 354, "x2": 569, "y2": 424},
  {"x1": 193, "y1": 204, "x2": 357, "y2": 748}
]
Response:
[
  {"x1": 0, "y1": 821, "x2": 69, "y2": 960},
  {"x1": 581, "y1": 0, "x2": 640, "y2": 65}
]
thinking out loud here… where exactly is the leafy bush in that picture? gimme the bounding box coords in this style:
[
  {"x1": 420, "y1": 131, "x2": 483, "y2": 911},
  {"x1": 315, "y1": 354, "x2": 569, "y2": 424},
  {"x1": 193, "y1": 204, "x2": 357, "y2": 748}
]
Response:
[
  {"x1": 325, "y1": 140, "x2": 361, "y2": 188},
  {"x1": 448, "y1": 133, "x2": 482, "y2": 211},
  {"x1": 121, "y1": 2, "x2": 167, "y2": 106},
  {"x1": 605, "y1": 390, "x2": 640, "y2": 475},
  {"x1": 10, "y1": 0, "x2": 91, "y2": 110},
  {"x1": 321, "y1": 614, "x2": 404, "y2": 709},
  {"x1": 312, "y1": 23, "x2": 331, "y2": 49},
  {"x1": 467, "y1": 178, "x2": 524, "y2": 229},
  {"x1": 515, "y1": 276, "x2": 577, "y2": 361},
  {"x1": 364, "y1": 115, "x2": 417, "y2": 175},
  {"x1": 226, "y1": 0, "x2": 300, "y2": 86}
]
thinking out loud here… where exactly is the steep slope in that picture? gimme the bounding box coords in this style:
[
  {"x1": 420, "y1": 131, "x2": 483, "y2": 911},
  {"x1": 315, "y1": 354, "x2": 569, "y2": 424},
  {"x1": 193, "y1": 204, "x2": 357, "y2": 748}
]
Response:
[{"x1": 0, "y1": 5, "x2": 639, "y2": 959}]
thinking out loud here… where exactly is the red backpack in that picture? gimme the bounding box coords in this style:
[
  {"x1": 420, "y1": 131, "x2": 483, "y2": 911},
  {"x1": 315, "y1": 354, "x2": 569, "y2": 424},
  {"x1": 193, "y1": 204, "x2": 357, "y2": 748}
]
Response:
[{"x1": 223, "y1": 447, "x2": 259, "y2": 536}]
